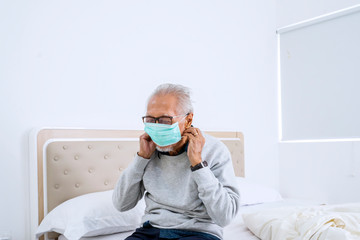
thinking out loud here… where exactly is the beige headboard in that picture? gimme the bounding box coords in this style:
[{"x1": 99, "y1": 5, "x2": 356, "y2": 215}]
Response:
[{"x1": 34, "y1": 129, "x2": 244, "y2": 238}]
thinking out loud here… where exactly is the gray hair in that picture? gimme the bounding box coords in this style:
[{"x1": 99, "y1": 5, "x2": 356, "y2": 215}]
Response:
[{"x1": 147, "y1": 83, "x2": 194, "y2": 114}]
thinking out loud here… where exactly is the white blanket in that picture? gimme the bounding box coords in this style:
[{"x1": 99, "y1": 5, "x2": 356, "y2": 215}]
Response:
[{"x1": 243, "y1": 202, "x2": 360, "y2": 240}]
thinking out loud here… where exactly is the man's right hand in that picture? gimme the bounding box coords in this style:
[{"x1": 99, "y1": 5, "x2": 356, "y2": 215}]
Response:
[{"x1": 138, "y1": 133, "x2": 156, "y2": 159}]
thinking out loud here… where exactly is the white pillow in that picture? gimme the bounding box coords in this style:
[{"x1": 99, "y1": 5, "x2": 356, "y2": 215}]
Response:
[
  {"x1": 236, "y1": 177, "x2": 282, "y2": 205},
  {"x1": 36, "y1": 190, "x2": 145, "y2": 240}
]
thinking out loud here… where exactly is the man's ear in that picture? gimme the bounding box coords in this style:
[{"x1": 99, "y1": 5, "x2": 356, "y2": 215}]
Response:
[{"x1": 185, "y1": 113, "x2": 193, "y2": 128}]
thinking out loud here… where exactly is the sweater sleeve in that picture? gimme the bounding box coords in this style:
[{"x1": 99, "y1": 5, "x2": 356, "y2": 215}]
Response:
[
  {"x1": 191, "y1": 143, "x2": 241, "y2": 227},
  {"x1": 112, "y1": 154, "x2": 150, "y2": 212}
]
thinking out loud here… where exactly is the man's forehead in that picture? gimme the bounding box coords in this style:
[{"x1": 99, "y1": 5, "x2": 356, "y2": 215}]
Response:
[{"x1": 147, "y1": 94, "x2": 179, "y2": 116}]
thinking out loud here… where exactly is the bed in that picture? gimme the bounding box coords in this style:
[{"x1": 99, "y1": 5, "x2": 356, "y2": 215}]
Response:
[{"x1": 30, "y1": 128, "x2": 360, "y2": 240}]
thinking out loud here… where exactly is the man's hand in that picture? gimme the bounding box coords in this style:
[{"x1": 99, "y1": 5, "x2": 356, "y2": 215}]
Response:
[
  {"x1": 183, "y1": 127, "x2": 205, "y2": 167},
  {"x1": 138, "y1": 133, "x2": 156, "y2": 159}
]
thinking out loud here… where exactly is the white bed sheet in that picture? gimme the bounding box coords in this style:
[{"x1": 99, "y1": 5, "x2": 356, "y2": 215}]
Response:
[
  {"x1": 58, "y1": 199, "x2": 318, "y2": 240},
  {"x1": 58, "y1": 231, "x2": 135, "y2": 240},
  {"x1": 224, "y1": 198, "x2": 319, "y2": 240}
]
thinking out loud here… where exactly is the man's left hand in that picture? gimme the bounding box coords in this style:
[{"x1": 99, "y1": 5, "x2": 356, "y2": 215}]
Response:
[{"x1": 183, "y1": 127, "x2": 205, "y2": 167}]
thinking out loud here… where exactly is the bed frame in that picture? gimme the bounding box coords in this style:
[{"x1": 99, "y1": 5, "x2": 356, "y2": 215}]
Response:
[{"x1": 29, "y1": 128, "x2": 244, "y2": 240}]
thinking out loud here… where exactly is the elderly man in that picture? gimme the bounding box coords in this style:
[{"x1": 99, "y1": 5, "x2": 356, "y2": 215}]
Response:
[{"x1": 113, "y1": 84, "x2": 240, "y2": 240}]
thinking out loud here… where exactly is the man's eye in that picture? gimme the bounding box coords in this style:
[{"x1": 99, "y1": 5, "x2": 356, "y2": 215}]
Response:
[
  {"x1": 159, "y1": 118, "x2": 172, "y2": 125},
  {"x1": 145, "y1": 118, "x2": 156, "y2": 123}
]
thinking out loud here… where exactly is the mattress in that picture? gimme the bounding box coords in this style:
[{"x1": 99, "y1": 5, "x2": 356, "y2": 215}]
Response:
[{"x1": 58, "y1": 199, "x2": 317, "y2": 240}]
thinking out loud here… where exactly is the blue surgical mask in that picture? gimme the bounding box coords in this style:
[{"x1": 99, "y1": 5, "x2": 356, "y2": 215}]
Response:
[{"x1": 144, "y1": 121, "x2": 182, "y2": 147}]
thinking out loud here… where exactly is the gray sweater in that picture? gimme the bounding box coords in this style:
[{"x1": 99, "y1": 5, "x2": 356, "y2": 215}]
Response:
[{"x1": 112, "y1": 134, "x2": 240, "y2": 239}]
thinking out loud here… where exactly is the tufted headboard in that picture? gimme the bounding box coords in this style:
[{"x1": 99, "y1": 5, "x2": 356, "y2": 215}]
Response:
[{"x1": 29, "y1": 129, "x2": 244, "y2": 240}]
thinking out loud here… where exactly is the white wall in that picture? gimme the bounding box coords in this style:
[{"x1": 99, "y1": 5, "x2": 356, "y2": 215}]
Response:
[
  {"x1": 0, "y1": 1, "x2": 277, "y2": 238},
  {"x1": 276, "y1": 0, "x2": 360, "y2": 28},
  {"x1": 276, "y1": 0, "x2": 360, "y2": 204}
]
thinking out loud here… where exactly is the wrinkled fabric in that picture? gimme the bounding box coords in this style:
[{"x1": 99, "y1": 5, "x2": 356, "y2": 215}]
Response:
[{"x1": 243, "y1": 202, "x2": 360, "y2": 240}]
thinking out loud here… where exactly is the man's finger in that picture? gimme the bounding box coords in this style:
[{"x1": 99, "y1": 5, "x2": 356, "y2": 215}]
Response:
[
  {"x1": 184, "y1": 128, "x2": 199, "y2": 136},
  {"x1": 141, "y1": 133, "x2": 152, "y2": 140},
  {"x1": 179, "y1": 134, "x2": 189, "y2": 144},
  {"x1": 187, "y1": 134, "x2": 196, "y2": 142},
  {"x1": 194, "y1": 128, "x2": 202, "y2": 136},
  {"x1": 183, "y1": 133, "x2": 194, "y2": 140},
  {"x1": 183, "y1": 128, "x2": 193, "y2": 134}
]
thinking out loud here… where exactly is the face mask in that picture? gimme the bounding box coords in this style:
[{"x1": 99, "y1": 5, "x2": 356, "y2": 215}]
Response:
[{"x1": 144, "y1": 121, "x2": 182, "y2": 147}]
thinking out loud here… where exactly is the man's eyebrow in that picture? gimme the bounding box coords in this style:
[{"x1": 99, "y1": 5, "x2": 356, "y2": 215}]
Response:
[{"x1": 144, "y1": 115, "x2": 172, "y2": 117}]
